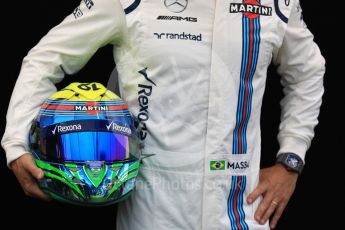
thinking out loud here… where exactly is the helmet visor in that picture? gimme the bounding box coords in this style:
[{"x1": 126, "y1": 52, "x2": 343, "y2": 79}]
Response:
[{"x1": 33, "y1": 119, "x2": 138, "y2": 162}]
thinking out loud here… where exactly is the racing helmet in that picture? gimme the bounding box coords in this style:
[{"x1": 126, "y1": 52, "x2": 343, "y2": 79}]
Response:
[{"x1": 29, "y1": 82, "x2": 142, "y2": 206}]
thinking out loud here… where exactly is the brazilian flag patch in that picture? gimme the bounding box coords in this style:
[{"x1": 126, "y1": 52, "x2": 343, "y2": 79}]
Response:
[{"x1": 210, "y1": 160, "x2": 225, "y2": 170}]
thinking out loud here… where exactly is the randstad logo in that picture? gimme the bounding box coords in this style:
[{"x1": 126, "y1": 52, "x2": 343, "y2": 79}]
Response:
[
  {"x1": 52, "y1": 124, "x2": 82, "y2": 135},
  {"x1": 210, "y1": 160, "x2": 226, "y2": 170}
]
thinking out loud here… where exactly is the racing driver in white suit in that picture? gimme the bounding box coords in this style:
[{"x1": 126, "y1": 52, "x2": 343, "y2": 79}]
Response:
[{"x1": 2, "y1": 0, "x2": 325, "y2": 229}]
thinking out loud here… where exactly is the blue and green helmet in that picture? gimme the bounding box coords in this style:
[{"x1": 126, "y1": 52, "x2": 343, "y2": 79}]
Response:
[{"x1": 29, "y1": 82, "x2": 142, "y2": 206}]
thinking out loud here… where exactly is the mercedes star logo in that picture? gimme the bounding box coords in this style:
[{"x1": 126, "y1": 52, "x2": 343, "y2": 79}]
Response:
[{"x1": 164, "y1": 0, "x2": 188, "y2": 13}]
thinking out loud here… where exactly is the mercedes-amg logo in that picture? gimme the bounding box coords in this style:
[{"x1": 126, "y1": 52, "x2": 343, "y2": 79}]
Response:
[{"x1": 164, "y1": 0, "x2": 188, "y2": 13}]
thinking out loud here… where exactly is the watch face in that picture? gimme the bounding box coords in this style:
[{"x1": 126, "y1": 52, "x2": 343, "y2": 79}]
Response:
[{"x1": 286, "y1": 155, "x2": 299, "y2": 169}]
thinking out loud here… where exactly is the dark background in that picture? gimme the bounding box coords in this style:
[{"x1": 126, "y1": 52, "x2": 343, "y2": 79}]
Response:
[{"x1": 1, "y1": 1, "x2": 343, "y2": 229}]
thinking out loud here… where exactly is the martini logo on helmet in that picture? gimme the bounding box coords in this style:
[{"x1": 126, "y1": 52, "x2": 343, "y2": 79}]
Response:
[
  {"x1": 51, "y1": 124, "x2": 82, "y2": 135},
  {"x1": 106, "y1": 121, "x2": 132, "y2": 136},
  {"x1": 164, "y1": 0, "x2": 188, "y2": 13},
  {"x1": 75, "y1": 101, "x2": 108, "y2": 115},
  {"x1": 230, "y1": 0, "x2": 272, "y2": 18}
]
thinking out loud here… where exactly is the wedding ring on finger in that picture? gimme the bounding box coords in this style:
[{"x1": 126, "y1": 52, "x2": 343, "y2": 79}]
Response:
[{"x1": 271, "y1": 200, "x2": 279, "y2": 206}]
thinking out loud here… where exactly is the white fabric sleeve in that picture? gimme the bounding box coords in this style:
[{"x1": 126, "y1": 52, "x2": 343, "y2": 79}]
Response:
[
  {"x1": 1, "y1": 0, "x2": 126, "y2": 166},
  {"x1": 273, "y1": 0, "x2": 325, "y2": 162}
]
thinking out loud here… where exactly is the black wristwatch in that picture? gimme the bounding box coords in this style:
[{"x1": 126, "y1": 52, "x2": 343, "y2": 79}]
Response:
[{"x1": 276, "y1": 153, "x2": 304, "y2": 174}]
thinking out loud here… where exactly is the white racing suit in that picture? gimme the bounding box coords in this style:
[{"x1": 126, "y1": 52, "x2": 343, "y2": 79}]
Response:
[{"x1": 2, "y1": 0, "x2": 325, "y2": 229}]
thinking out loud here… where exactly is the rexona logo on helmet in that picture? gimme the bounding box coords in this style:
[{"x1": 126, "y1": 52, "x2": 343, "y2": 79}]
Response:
[{"x1": 29, "y1": 82, "x2": 142, "y2": 206}]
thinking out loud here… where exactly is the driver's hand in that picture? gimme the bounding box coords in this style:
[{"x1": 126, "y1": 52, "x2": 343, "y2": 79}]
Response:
[{"x1": 11, "y1": 153, "x2": 51, "y2": 201}]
